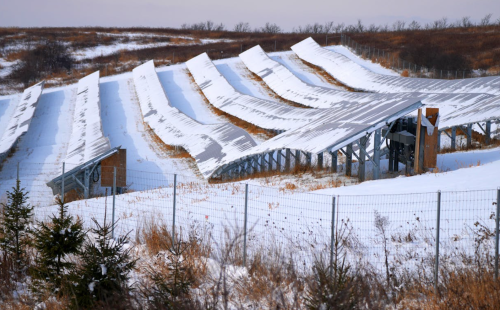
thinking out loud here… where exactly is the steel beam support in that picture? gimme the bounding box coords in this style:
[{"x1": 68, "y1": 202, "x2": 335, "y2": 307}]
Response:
[
  {"x1": 331, "y1": 151, "x2": 338, "y2": 173},
  {"x1": 260, "y1": 154, "x2": 266, "y2": 172},
  {"x1": 437, "y1": 130, "x2": 441, "y2": 152},
  {"x1": 373, "y1": 129, "x2": 381, "y2": 180},
  {"x1": 295, "y1": 150, "x2": 301, "y2": 167},
  {"x1": 451, "y1": 127, "x2": 456, "y2": 150},
  {"x1": 388, "y1": 141, "x2": 394, "y2": 172},
  {"x1": 358, "y1": 137, "x2": 367, "y2": 182},
  {"x1": 306, "y1": 152, "x2": 312, "y2": 167},
  {"x1": 486, "y1": 121, "x2": 491, "y2": 145},
  {"x1": 277, "y1": 150, "x2": 282, "y2": 171},
  {"x1": 467, "y1": 124, "x2": 472, "y2": 148},
  {"x1": 84, "y1": 168, "x2": 90, "y2": 199},
  {"x1": 268, "y1": 151, "x2": 274, "y2": 171},
  {"x1": 285, "y1": 149, "x2": 291, "y2": 172},
  {"x1": 318, "y1": 152, "x2": 324, "y2": 169},
  {"x1": 346, "y1": 143, "x2": 353, "y2": 177}
]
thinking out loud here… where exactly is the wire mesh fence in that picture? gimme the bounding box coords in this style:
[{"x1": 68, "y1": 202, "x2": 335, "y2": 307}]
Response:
[
  {"x1": 339, "y1": 34, "x2": 500, "y2": 79},
  {"x1": 1, "y1": 162, "x2": 499, "y2": 282}
]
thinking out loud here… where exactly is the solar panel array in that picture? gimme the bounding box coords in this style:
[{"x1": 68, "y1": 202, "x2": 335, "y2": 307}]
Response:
[
  {"x1": 133, "y1": 60, "x2": 257, "y2": 178},
  {"x1": 244, "y1": 42, "x2": 500, "y2": 130},
  {"x1": 186, "y1": 53, "x2": 329, "y2": 131},
  {"x1": 65, "y1": 71, "x2": 111, "y2": 167},
  {"x1": 292, "y1": 37, "x2": 500, "y2": 95},
  {"x1": 0, "y1": 81, "x2": 45, "y2": 162}
]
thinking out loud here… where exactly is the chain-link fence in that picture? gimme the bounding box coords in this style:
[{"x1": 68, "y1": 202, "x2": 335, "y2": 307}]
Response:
[
  {"x1": 339, "y1": 34, "x2": 500, "y2": 79},
  {"x1": 1, "y1": 162, "x2": 499, "y2": 285}
]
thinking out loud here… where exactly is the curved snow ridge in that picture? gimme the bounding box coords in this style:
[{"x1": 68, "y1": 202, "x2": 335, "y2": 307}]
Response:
[
  {"x1": 292, "y1": 37, "x2": 500, "y2": 95},
  {"x1": 186, "y1": 53, "x2": 328, "y2": 131},
  {"x1": 0, "y1": 81, "x2": 45, "y2": 160},
  {"x1": 65, "y1": 71, "x2": 111, "y2": 167},
  {"x1": 132, "y1": 60, "x2": 257, "y2": 178}
]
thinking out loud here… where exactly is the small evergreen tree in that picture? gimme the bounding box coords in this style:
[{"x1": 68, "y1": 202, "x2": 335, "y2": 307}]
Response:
[
  {"x1": 0, "y1": 179, "x2": 33, "y2": 277},
  {"x1": 70, "y1": 217, "x2": 136, "y2": 309},
  {"x1": 33, "y1": 197, "x2": 85, "y2": 290},
  {"x1": 142, "y1": 240, "x2": 197, "y2": 309}
]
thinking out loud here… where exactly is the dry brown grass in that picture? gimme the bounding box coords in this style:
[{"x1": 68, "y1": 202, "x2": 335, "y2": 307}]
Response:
[
  {"x1": 399, "y1": 268, "x2": 500, "y2": 310},
  {"x1": 401, "y1": 69, "x2": 410, "y2": 77},
  {"x1": 5, "y1": 50, "x2": 27, "y2": 61}
]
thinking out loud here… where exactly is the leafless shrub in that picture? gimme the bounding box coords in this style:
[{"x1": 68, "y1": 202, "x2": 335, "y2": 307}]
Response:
[{"x1": 233, "y1": 22, "x2": 251, "y2": 33}]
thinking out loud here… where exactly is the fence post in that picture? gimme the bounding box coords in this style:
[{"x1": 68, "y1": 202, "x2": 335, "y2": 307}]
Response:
[
  {"x1": 172, "y1": 174, "x2": 177, "y2": 248},
  {"x1": 62, "y1": 162, "x2": 65, "y2": 204},
  {"x1": 435, "y1": 190, "x2": 442, "y2": 293},
  {"x1": 329, "y1": 196, "x2": 336, "y2": 279},
  {"x1": 495, "y1": 188, "x2": 500, "y2": 281},
  {"x1": 243, "y1": 183, "x2": 249, "y2": 266},
  {"x1": 112, "y1": 167, "x2": 116, "y2": 239}
]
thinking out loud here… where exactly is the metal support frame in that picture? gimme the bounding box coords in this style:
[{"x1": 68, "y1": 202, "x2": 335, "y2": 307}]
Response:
[
  {"x1": 435, "y1": 191, "x2": 442, "y2": 293},
  {"x1": 318, "y1": 152, "x2": 323, "y2": 169},
  {"x1": 345, "y1": 143, "x2": 353, "y2": 177},
  {"x1": 277, "y1": 150, "x2": 282, "y2": 171},
  {"x1": 373, "y1": 129, "x2": 381, "y2": 180},
  {"x1": 437, "y1": 130, "x2": 441, "y2": 152},
  {"x1": 306, "y1": 152, "x2": 312, "y2": 167},
  {"x1": 495, "y1": 188, "x2": 500, "y2": 281},
  {"x1": 329, "y1": 196, "x2": 336, "y2": 279},
  {"x1": 467, "y1": 124, "x2": 472, "y2": 148},
  {"x1": 486, "y1": 121, "x2": 491, "y2": 145},
  {"x1": 268, "y1": 151, "x2": 274, "y2": 171},
  {"x1": 285, "y1": 149, "x2": 291, "y2": 172},
  {"x1": 61, "y1": 163, "x2": 65, "y2": 203},
  {"x1": 172, "y1": 174, "x2": 177, "y2": 248},
  {"x1": 295, "y1": 150, "x2": 301, "y2": 167},
  {"x1": 358, "y1": 137, "x2": 367, "y2": 182},
  {"x1": 451, "y1": 127, "x2": 456, "y2": 150},
  {"x1": 331, "y1": 151, "x2": 338, "y2": 173},
  {"x1": 112, "y1": 167, "x2": 116, "y2": 239},
  {"x1": 243, "y1": 184, "x2": 249, "y2": 266}
]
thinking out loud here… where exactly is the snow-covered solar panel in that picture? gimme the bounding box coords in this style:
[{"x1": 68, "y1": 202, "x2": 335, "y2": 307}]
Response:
[
  {"x1": 292, "y1": 37, "x2": 500, "y2": 95},
  {"x1": 243, "y1": 44, "x2": 500, "y2": 130},
  {"x1": 212, "y1": 97, "x2": 423, "y2": 177},
  {"x1": 186, "y1": 53, "x2": 329, "y2": 131},
  {"x1": 240, "y1": 45, "x2": 368, "y2": 108},
  {"x1": 65, "y1": 71, "x2": 111, "y2": 166},
  {"x1": 0, "y1": 81, "x2": 44, "y2": 160},
  {"x1": 133, "y1": 60, "x2": 257, "y2": 178}
]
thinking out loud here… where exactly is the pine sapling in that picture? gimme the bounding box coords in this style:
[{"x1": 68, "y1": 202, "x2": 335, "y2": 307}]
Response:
[
  {"x1": 0, "y1": 179, "x2": 33, "y2": 278},
  {"x1": 70, "y1": 217, "x2": 136, "y2": 309},
  {"x1": 33, "y1": 197, "x2": 85, "y2": 290}
]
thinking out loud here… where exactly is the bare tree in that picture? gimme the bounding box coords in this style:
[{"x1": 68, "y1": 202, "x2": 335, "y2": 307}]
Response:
[
  {"x1": 260, "y1": 22, "x2": 282, "y2": 34},
  {"x1": 480, "y1": 13, "x2": 493, "y2": 26},
  {"x1": 367, "y1": 24, "x2": 380, "y2": 33},
  {"x1": 233, "y1": 22, "x2": 251, "y2": 32},
  {"x1": 460, "y1": 16, "x2": 473, "y2": 28},
  {"x1": 334, "y1": 22, "x2": 345, "y2": 33},
  {"x1": 324, "y1": 21, "x2": 334, "y2": 34},
  {"x1": 393, "y1": 20, "x2": 406, "y2": 32},
  {"x1": 408, "y1": 20, "x2": 421, "y2": 31},
  {"x1": 356, "y1": 19, "x2": 365, "y2": 32}
]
